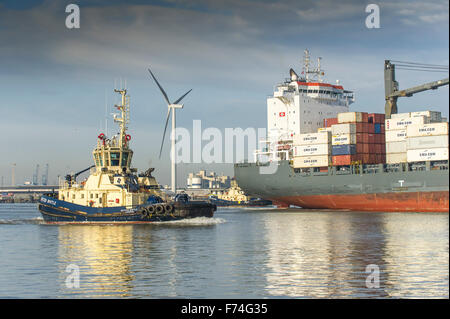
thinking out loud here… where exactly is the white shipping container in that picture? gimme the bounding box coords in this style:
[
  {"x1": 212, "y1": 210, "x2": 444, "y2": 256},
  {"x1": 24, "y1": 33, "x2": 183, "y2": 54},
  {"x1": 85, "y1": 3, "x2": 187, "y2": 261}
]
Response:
[
  {"x1": 331, "y1": 123, "x2": 356, "y2": 135},
  {"x1": 332, "y1": 134, "x2": 357, "y2": 145},
  {"x1": 293, "y1": 144, "x2": 331, "y2": 156},
  {"x1": 407, "y1": 148, "x2": 449, "y2": 162},
  {"x1": 318, "y1": 127, "x2": 332, "y2": 133},
  {"x1": 386, "y1": 141, "x2": 407, "y2": 154},
  {"x1": 293, "y1": 131, "x2": 331, "y2": 146},
  {"x1": 292, "y1": 155, "x2": 331, "y2": 168},
  {"x1": 385, "y1": 116, "x2": 429, "y2": 131},
  {"x1": 406, "y1": 122, "x2": 448, "y2": 137},
  {"x1": 390, "y1": 112, "x2": 411, "y2": 119},
  {"x1": 386, "y1": 152, "x2": 407, "y2": 164},
  {"x1": 337, "y1": 112, "x2": 363, "y2": 123},
  {"x1": 385, "y1": 130, "x2": 407, "y2": 142},
  {"x1": 410, "y1": 111, "x2": 442, "y2": 123},
  {"x1": 407, "y1": 135, "x2": 449, "y2": 150}
]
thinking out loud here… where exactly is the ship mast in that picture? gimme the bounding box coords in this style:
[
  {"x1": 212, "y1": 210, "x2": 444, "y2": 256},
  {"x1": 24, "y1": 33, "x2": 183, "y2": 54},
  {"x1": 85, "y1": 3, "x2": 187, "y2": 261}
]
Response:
[{"x1": 113, "y1": 89, "x2": 130, "y2": 148}]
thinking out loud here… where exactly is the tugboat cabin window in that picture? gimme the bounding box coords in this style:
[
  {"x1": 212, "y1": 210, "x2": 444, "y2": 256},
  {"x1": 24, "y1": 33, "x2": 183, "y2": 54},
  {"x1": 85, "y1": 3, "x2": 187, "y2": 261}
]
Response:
[
  {"x1": 121, "y1": 152, "x2": 129, "y2": 167},
  {"x1": 111, "y1": 152, "x2": 120, "y2": 166}
]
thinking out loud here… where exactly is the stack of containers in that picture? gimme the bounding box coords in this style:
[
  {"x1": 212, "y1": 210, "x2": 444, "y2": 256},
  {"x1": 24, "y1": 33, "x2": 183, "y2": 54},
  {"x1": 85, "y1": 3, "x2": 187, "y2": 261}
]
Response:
[
  {"x1": 368, "y1": 113, "x2": 386, "y2": 164},
  {"x1": 292, "y1": 131, "x2": 332, "y2": 168},
  {"x1": 406, "y1": 122, "x2": 449, "y2": 162},
  {"x1": 331, "y1": 112, "x2": 370, "y2": 165},
  {"x1": 385, "y1": 115, "x2": 430, "y2": 163},
  {"x1": 392, "y1": 111, "x2": 442, "y2": 123}
]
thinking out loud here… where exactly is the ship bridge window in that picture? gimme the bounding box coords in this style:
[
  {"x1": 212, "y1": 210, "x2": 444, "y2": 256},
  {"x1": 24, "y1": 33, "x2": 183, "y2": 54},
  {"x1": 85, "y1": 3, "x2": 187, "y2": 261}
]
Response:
[
  {"x1": 111, "y1": 152, "x2": 120, "y2": 166},
  {"x1": 121, "y1": 152, "x2": 129, "y2": 166}
]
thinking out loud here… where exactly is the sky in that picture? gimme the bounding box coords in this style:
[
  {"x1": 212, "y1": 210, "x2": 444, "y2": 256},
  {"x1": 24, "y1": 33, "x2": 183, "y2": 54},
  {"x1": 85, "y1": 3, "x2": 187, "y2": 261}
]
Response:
[{"x1": 0, "y1": 0, "x2": 448, "y2": 187}]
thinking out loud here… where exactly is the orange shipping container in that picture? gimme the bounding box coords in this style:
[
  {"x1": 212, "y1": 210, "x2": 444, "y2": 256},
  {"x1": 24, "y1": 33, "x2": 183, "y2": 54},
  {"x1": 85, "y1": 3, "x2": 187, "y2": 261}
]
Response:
[{"x1": 332, "y1": 155, "x2": 356, "y2": 165}]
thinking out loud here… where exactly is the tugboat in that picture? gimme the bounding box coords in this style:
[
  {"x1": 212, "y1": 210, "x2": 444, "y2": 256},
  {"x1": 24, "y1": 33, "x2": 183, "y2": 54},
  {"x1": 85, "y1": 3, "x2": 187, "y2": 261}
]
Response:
[{"x1": 38, "y1": 88, "x2": 216, "y2": 223}]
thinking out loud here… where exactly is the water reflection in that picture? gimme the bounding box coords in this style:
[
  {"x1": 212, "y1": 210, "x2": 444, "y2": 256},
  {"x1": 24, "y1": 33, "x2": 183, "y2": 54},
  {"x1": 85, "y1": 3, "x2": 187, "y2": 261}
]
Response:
[
  {"x1": 57, "y1": 225, "x2": 134, "y2": 297},
  {"x1": 262, "y1": 211, "x2": 448, "y2": 298}
]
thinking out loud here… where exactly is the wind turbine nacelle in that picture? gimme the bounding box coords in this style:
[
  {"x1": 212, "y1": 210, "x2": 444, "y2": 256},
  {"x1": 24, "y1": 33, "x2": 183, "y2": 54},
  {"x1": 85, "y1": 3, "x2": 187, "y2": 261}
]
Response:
[{"x1": 170, "y1": 104, "x2": 184, "y2": 109}]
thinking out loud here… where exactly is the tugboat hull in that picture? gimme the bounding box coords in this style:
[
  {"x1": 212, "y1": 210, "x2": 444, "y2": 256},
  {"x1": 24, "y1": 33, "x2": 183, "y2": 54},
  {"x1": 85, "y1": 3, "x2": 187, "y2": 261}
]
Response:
[{"x1": 38, "y1": 195, "x2": 216, "y2": 224}]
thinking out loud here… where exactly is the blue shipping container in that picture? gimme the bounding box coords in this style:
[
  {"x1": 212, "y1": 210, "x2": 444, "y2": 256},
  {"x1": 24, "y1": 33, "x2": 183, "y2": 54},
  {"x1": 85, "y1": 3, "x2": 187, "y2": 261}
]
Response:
[
  {"x1": 332, "y1": 144, "x2": 356, "y2": 155},
  {"x1": 374, "y1": 123, "x2": 381, "y2": 134}
]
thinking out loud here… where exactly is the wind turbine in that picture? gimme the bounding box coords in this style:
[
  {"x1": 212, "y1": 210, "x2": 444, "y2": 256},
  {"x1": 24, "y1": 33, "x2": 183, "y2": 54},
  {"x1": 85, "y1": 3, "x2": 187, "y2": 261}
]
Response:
[{"x1": 148, "y1": 68, "x2": 192, "y2": 195}]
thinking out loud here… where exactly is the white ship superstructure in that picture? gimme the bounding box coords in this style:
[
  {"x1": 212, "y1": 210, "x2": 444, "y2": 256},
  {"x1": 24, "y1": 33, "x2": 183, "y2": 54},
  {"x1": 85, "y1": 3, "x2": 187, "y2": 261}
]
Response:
[{"x1": 259, "y1": 50, "x2": 354, "y2": 161}]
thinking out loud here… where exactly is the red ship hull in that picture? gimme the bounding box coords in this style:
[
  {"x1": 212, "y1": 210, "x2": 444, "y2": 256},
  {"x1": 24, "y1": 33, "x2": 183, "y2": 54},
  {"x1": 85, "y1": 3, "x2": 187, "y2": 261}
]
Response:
[{"x1": 273, "y1": 191, "x2": 449, "y2": 212}]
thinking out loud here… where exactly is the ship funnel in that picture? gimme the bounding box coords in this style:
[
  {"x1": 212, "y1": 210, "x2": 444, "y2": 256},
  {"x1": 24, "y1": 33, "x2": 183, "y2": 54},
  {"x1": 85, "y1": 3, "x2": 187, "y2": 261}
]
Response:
[{"x1": 290, "y1": 68, "x2": 298, "y2": 81}]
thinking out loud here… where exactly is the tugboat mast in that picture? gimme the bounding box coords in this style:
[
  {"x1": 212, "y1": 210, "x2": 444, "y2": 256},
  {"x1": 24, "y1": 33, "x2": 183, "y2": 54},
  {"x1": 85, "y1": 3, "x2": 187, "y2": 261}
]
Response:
[{"x1": 113, "y1": 89, "x2": 130, "y2": 148}]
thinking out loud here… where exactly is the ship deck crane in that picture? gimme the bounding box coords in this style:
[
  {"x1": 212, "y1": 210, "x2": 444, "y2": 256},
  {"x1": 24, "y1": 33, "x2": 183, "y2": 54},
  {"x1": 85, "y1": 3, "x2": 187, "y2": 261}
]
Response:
[
  {"x1": 65, "y1": 165, "x2": 95, "y2": 187},
  {"x1": 384, "y1": 60, "x2": 449, "y2": 119}
]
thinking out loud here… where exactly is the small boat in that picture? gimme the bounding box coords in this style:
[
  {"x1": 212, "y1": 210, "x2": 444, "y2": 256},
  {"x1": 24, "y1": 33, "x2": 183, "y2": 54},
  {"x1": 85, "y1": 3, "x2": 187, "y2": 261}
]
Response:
[{"x1": 38, "y1": 89, "x2": 216, "y2": 223}]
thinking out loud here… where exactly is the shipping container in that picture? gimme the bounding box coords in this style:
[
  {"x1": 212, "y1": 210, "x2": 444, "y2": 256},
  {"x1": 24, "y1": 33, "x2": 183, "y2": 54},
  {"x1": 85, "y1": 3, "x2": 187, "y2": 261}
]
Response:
[
  {"x1": 317, "y1": 127, "x2": 332, "y2": 133},
  {"x1": 294, "y1": 131, "x2": 331, "y2": 145},
  {"x1": 356, "y1": 143, "x2": 369, "y2": 154},
  {"x1": 294, "y1": 143, "x2": 331, "y2": 156},
  {"x1": 386, "y1": 141, "x2": 407, "y2": 153},
  {"x1": 385, "y1": 116, "x2": 429, "y2": 131},
  {"x1": 390, "y1": 112, "x2": 411, "y2": 119},
  {"x1": 375, "y1": 144, "x2": 383, "y2": 154},
  {"x1": 293, "y1": 155, "x2": 331, "y2": 168},
  {"x1": 375, "y1": 134, "x2": 384, "y2": 144},
  {"x1": 385, "y1": 130, "x2": 407, "y2": 142},
  {"x1": 406, "y1": 135, "x2": 449, "y2": 150},
  {"x1": 410, "y1": 111, "x2": 442, "y2": 123},
  {"x1": 374, "y1": 123, "x2": 381, "y2": 134},
  {"x1": 323, "y1": 118, "x2": 338, "y2": 128},
  {"x1": 332, "y1": 155, "x2": 358, "y2": 165},
  {"x1": 407, "y1": 148, "x2": 449, "y2": 162},
  {"x1": 337, "y1": 112, "x2": 364, "y2": 123},
  {"x1": 368, "y1": 133, "x2": 375, "y2": 144},
  {"x1": 331, "y1": 123, "x2": 356, "y2": 135},
  {"x1": 406, "y1": 122, "x2": 448, "y2": 137},
  {"x1": 332, "y1": 144, "x2": 356, "y2": 155},
  {"x1": 356, "y1": 132, "x2": 369, "y2": 144},
  {"x1": 386, "y1": 152, "x2": 407, "y2": 164},
  {"x1": 367, "y1": 123, "x2": 375, "y2": 133},
  {"x1": 368, "y1": 113, "x2": 385, "y2": 124},
  {"x1": 332, "y1": 134, "x2": 357, "y2": 145}
]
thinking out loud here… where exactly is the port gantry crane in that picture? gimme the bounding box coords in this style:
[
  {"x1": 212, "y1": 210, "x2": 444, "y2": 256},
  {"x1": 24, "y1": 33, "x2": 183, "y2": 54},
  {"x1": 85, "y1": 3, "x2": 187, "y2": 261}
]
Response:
[{"x1": 384, "y1": 60, "x2": 449, "y2": 119}]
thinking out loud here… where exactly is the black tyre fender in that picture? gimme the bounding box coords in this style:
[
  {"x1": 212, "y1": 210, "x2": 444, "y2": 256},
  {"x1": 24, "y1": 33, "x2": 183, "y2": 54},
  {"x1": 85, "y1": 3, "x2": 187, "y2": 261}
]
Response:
[
  {"x1": 139, "y1": 208, "x2": 148, "y2": 218},
  {"x1": 155, "y1": 204, "x2": 164, "y2": 214},
  {"x1": 147, "y1": 205, "x2": 155, "y2": 214},
  {"x1": 164, "y1": 204, "x2": 174, "y2": 214}
]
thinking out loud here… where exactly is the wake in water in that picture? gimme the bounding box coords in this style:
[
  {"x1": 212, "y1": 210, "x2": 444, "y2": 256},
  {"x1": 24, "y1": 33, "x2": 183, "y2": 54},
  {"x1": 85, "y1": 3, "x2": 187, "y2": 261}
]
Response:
[
  {"x1": 0, "y1": 217, "x2": 45, "y2": 225},
  {"x1": 152, "y1": 216, "x2": 227, "y2": 226}
]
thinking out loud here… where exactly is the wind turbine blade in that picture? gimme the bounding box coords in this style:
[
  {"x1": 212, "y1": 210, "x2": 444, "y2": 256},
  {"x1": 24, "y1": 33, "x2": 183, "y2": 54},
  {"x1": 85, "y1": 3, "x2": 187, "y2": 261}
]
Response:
[
  {"x1": 159, "y1": 108, "x2": 171, "y2": 159},
  {"x1": 173, "y1": 89, "x2": 192, "y2": 104},
  {"x1": 148, "y1": 68, "x2": 171, "y2": 105}
]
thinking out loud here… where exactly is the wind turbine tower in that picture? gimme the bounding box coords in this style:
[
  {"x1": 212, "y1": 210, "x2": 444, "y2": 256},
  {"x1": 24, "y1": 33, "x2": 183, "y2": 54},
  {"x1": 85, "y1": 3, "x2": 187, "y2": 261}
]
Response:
[{"x1": 147, "y1": 68, "x2": 192, "y2": 194}]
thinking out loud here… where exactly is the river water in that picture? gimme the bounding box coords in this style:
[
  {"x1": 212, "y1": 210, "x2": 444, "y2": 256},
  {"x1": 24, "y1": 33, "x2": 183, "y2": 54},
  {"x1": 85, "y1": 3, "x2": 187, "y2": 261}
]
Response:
[{"x1": 0, "y1": 203, "x2": 448, "y2": 298}]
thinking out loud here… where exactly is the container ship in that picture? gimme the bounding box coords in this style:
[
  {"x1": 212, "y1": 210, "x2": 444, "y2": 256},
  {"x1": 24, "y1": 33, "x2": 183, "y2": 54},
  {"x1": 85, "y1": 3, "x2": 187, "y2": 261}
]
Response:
[
  {"x1": 234, "y1": 50, "x2": 449, "y2": 212},
  {"x1": 38, "y1": 88, "x2": 216, "y2": 223}
]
